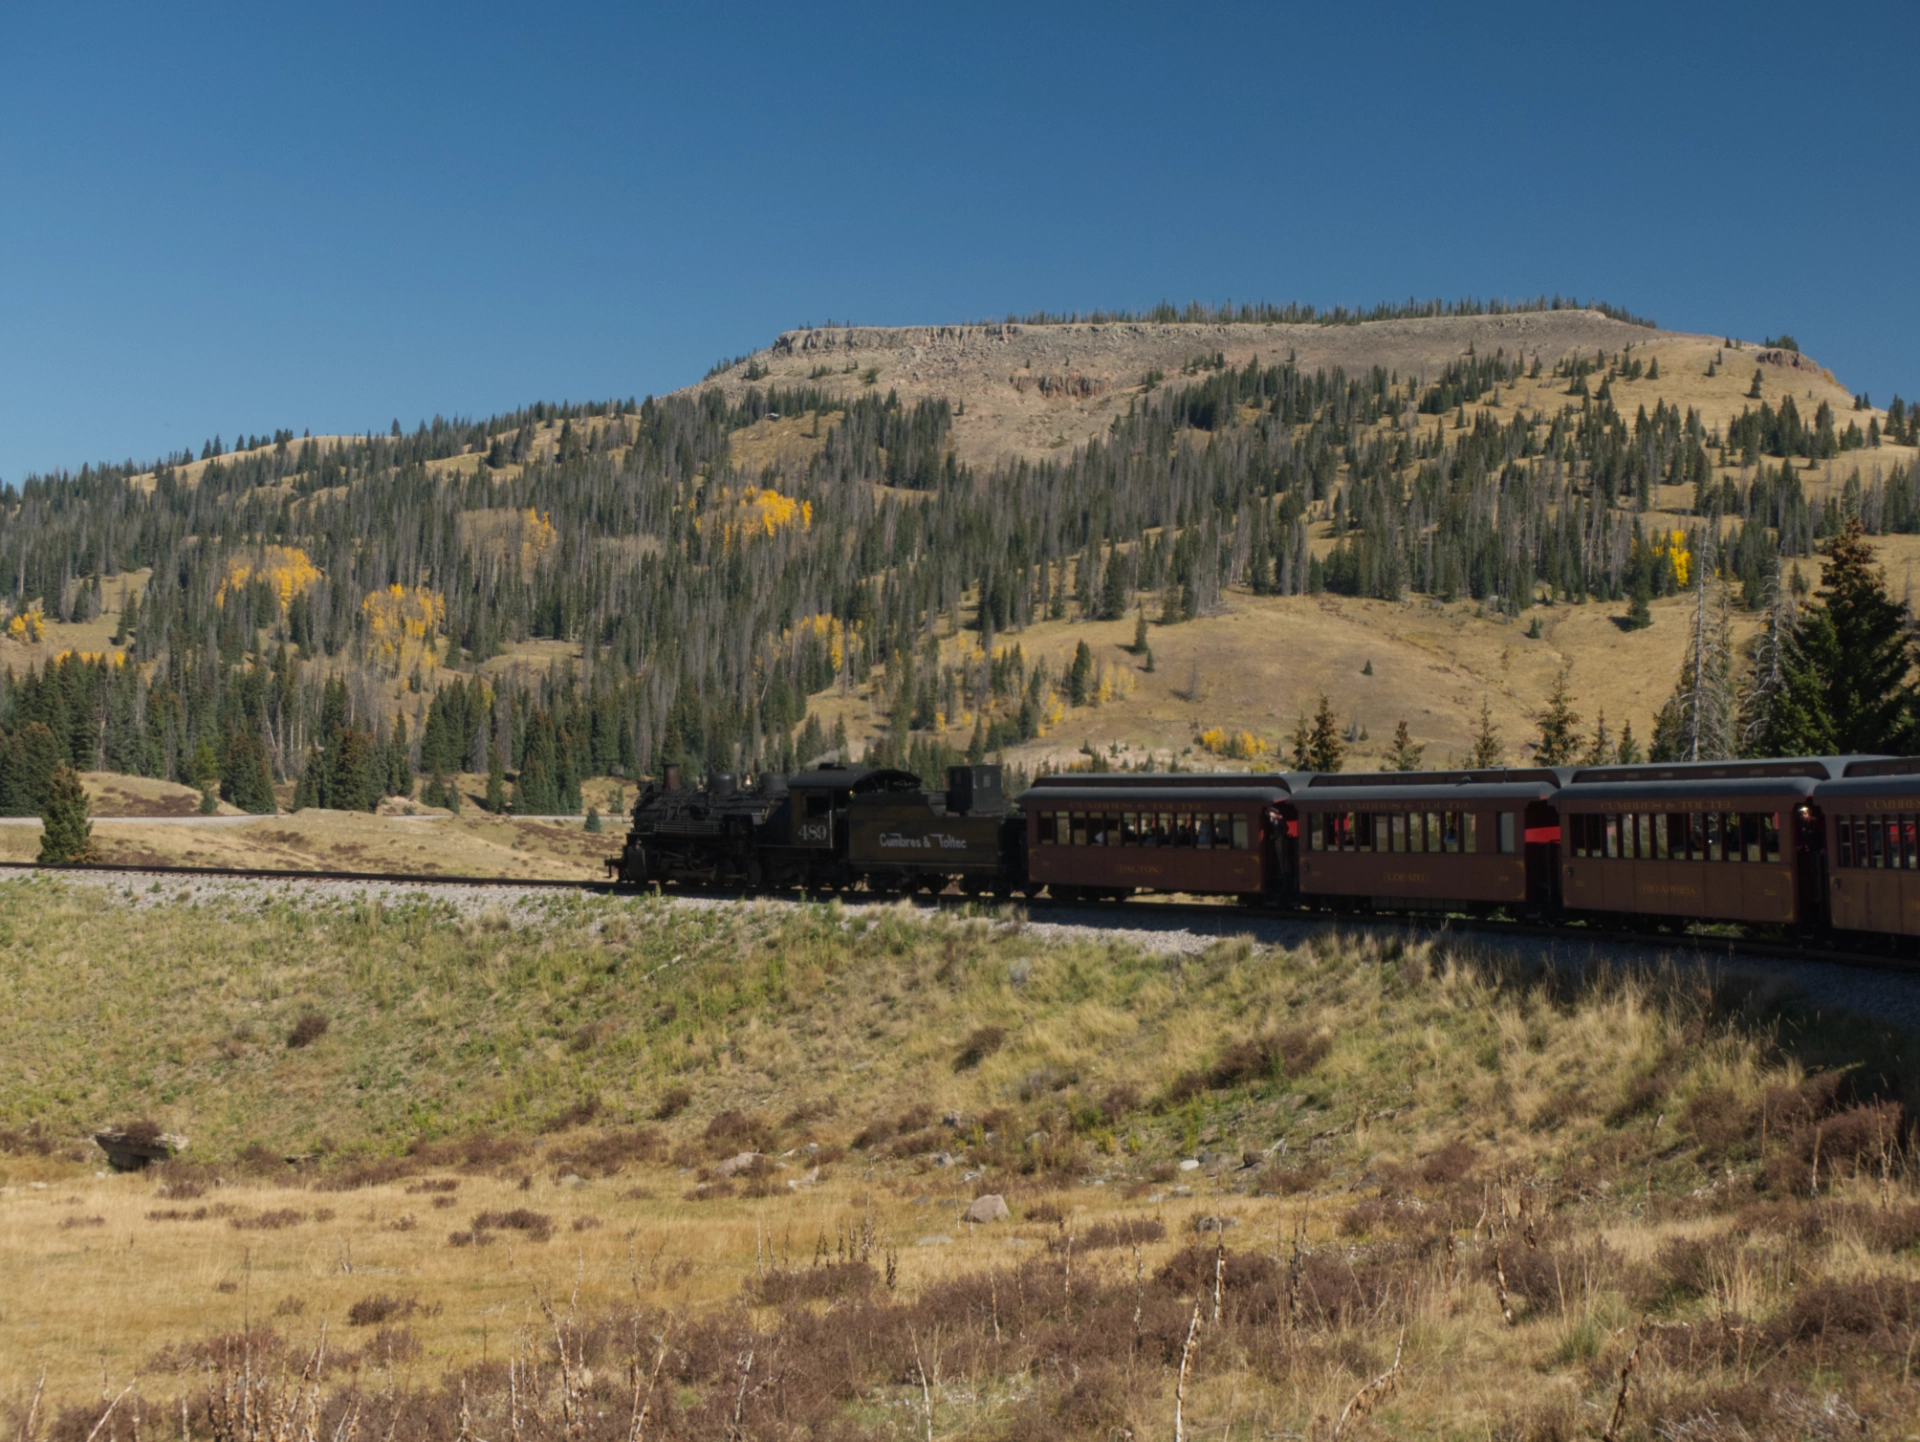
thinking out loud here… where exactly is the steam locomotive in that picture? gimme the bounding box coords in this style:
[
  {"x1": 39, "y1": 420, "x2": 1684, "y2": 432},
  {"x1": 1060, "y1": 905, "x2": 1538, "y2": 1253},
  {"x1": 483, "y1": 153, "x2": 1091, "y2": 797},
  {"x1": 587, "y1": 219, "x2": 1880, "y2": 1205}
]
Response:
[
  {"x1": 612, "y1": 763, "x2": 1028, "y2": 896},
  {"x1": 610, "y1": 756, "x2": 1920, "y2": 945}
]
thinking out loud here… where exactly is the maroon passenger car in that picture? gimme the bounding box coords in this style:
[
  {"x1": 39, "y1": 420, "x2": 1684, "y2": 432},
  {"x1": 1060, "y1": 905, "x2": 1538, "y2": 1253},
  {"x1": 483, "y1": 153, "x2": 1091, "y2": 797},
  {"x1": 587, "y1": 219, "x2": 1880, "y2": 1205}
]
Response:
[
  {"x1": 1018, "y1": 784, "x2": 1289, "y2": 901},
  {"x1": 1293, "y1": 778, "x2": 1560, "y2": 911},
  {"x1": 1815, "y1": 763, "x2": 1920, "y2": 937},
  {"x1": 1557, "y1": 776, "x2": 1816, "y2": 926}
]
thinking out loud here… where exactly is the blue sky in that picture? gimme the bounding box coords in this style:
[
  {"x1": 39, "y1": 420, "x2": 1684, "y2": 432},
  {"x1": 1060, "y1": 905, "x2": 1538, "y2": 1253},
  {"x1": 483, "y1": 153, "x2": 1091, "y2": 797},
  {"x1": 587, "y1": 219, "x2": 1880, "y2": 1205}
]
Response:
[{"x1": 3, "y1": 1, "x2": 1915, "y2": 482}]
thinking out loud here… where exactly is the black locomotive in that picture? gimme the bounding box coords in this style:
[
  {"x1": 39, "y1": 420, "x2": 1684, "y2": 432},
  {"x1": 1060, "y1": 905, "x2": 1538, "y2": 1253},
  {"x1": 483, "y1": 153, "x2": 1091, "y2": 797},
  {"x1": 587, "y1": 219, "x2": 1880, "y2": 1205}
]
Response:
[{"x1": 611, "y1": 762, "x2": 1028, "y2": 896}]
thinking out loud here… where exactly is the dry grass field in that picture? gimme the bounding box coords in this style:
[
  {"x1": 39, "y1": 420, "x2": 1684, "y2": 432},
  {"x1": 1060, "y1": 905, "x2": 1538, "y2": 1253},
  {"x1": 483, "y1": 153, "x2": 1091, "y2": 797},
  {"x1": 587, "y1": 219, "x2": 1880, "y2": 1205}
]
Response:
[{"x1": 2, "y1": 878, "x2": 1918, "y2": 1438}]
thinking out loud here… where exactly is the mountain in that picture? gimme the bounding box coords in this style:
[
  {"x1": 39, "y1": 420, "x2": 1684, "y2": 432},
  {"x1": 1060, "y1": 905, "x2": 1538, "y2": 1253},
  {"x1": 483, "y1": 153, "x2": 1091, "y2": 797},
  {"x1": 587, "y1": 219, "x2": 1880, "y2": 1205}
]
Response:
[{"x1": 1, "y1": 301, "x2": 1915, "y2": 821}]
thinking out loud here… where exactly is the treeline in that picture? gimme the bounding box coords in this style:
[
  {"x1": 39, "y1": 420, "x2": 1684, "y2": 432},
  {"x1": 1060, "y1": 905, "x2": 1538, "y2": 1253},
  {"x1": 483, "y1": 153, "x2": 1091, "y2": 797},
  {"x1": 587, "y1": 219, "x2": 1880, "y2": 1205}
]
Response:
[
  {"x1": 2, "y1": 338, "x2": 1915, "y2": 800},
  {"x1": 984, "y1": 295, "x2": 1657, "y2": 328}
]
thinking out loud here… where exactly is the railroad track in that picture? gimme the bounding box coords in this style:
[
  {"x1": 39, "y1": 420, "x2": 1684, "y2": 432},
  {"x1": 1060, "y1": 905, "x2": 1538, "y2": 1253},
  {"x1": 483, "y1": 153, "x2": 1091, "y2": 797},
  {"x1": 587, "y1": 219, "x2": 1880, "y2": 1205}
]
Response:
[{"x1": 4, "y1": 856, "x2": 1912, "y2": 977}]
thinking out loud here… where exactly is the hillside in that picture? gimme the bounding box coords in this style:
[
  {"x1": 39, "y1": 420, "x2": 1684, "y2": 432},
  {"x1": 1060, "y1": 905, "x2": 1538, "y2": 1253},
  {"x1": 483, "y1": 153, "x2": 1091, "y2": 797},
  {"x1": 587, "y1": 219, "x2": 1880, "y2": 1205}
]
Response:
[
  {"x1": 1, "y1": 301, "x2": 1916, "y2": 846},
  {"x1": 2, "y1": 875, "x2": 1917, "y2": 1437}
]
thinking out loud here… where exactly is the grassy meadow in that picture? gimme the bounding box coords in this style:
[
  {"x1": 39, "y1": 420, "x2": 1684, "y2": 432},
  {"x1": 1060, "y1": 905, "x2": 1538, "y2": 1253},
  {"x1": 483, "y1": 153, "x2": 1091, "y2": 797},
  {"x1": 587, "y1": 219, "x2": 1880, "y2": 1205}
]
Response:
[{"x1": 2, "y1": 875, "x2": 1918, "y2": 1438}]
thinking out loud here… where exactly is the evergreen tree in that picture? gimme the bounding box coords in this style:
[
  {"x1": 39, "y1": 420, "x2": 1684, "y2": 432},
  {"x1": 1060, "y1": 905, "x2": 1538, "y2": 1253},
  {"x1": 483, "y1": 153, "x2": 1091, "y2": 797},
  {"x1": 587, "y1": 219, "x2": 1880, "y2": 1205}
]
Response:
[
  {"x1": 1386, "y1": 720, "x2": 1424, "y2": 772},
  {"x1": 485, "y1": 754, "x2": 507, "y2": 813},
  {"x1": 219, "y1": 730, "x2": 277, "y2": 814},
  {"x1": 1068, "y1": 640, "x2": 1094, "y2": 705},
  {"x1": 1795, "y1": 520, "x2": 1913, "y2": 754},
  {"x1": 1289, "y1": 712, "x2": 1313, "y2": 770},
  {"x1": 1739, "y1": 561, "x2": 1830, "y2": 756},
  {"x1": 1581, "y1": 710, "x2": 1614, "y2": 766},
  {"x1": 38, "y1": 764, "x2": 93, "y2": 863},
  {"x1": 1468, "y1": 697, "x2": 1503, "y2": 768},
  {"x1": 1306, "y1": 695, "x2": 1345, "y2": 773},
  {"x1": 1533, "y1": 669, "x2": 1582, "y2": 765},
  {"x1": 1132, "y1": 609, "x2": 1148, "y2": 655},
  {"x1": 1615, "y1": 720, "x2": 1641, "y2": 765}
]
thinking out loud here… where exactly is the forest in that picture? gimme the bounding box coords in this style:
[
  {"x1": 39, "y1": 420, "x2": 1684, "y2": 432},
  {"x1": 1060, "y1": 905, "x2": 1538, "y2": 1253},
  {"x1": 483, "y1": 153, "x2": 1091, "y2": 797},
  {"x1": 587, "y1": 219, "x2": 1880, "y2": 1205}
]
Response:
[{"x1": 0, "y1": 337, "x2": 1916, "y2": 817}]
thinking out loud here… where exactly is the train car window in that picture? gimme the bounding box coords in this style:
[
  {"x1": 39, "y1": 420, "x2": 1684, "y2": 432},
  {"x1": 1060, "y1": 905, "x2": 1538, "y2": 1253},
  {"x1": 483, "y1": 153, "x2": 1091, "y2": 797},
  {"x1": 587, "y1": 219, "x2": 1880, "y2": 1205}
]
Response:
[
  {"x1": 1653, "y1": 814, "x2": 1670, "y2": 860},
  {"x1": 1424, "y1": 812, "x2": 1440, "y2": 853},
  {"x1": 1500, "y1": 812, "x2": 1517, "y2": 854},
  {"x1": 1837, "y1": 818, "x2": 1854, "y2": 867},
  {"x1": 1762, "y1": 813, "x2": 1781, "y2": 864},
  {"x1": 1437, "y1": 812, "x2": 1454, "y2": 853},
  {"x1": 1904, "y1": 816, "x2": 1917, "y2": 869},
  {"x1": 1215, "y1": 813, "x2": 1233, "y2": 851},
  {"x1": 1071, "y1": 814, "x2": 1088, "y2": 847},
  {"x1": 1741, "y1": 814, "x2": 1761, "y2": 863},
  {"x1": 804, "y1": 793, "x2": 833, "y2": 818},
  {"x1": 1308, "y1": 814, "x2": 1324, "y2": 851},
  {"x1": 1373, "y1": 814, "x2": 1390, "y2": 852},
  {"x1": 1620, "y1": 814, "x2": 1637, "y2": 860},
  {"x1": 1391, "y1": 813, "x2": 1407, "y2": 852},
  {"x1": 1036, "y1": 811, "x2": 1053, "y2": 844},
  {"x1": 1464, "y1": 812, "x2": 1479, "y2": 853},
  {"x1": 1405, "y1": 812, "x2": 1422, "y2": 851},
  {"x1": 1723, "y1": 813, "x2": 1743, "y2": 863},
  {"x1": 1635, "y1": 814, "x2": 1650, "y2": 859},
  {"x1": 1233, "y1": 814, "x2": 1250, "y2": 851},
  {"x1": 1605, "y1": 815, "x2": 1619, "y2": 858},
  {"x1": 1685, "y1": 813, "x2": 1703, "y2": 861},
  {"x1": 1089, "y1": 815, "x2": 1107, "y2": 846},
  {"x1": 1706, "y1": 812, "x2": 1723, "y2": 862},
  {"x1": 1870, "y1": 819, "x2": 1886, "y2": 868},
  {"x1": 1569, "y1": 815, "x2": 1588, "y2": 858}
]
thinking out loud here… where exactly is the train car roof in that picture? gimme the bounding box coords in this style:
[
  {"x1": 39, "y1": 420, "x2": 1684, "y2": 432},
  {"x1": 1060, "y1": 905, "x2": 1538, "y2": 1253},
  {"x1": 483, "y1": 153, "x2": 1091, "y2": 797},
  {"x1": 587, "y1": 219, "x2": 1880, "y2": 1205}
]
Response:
[
  {"x1": 1813, "y1": 773, "x2": 1920, "y2": 801},
  {"x1": 783, "y1": 766, "x2": 923, "y2": 792},
  {"x1": 1555, "y1": 776, "x2": 1819, "y2": 805},
  {"x1": 1306, "y1": 767, "x2": 1565, "y2": 788},
  {"x1": 1564, "y1": 757, "x2": 1877, "y2": 785},
  {"x1": 1025, "y1": 771, "x2": 1299, "y2": 790},
  {"x1": 1296, "y1": 780, "x2": 1559, "y2": 806},
  {"x1": 1840, "y1": 756, "x2": 1920, "y2": 778},
  {"x1": 1017, "y1": 786, "x2": 1289, "y2": 806}
]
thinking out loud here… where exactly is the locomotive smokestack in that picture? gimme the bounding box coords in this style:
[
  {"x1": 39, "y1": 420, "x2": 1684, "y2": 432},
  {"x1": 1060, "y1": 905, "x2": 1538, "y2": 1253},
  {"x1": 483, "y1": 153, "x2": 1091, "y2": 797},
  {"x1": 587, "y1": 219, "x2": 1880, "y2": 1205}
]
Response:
[{"x1": 664, "y1": 764, "x2": 682, "y2": 790}]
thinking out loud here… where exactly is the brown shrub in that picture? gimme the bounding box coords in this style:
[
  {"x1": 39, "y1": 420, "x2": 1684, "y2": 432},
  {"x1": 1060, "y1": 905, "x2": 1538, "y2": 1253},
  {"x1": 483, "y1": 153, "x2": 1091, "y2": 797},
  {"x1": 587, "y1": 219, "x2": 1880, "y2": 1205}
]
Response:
[
  {"x1": 540, "y1": 1097, "x2": 600, "y2": 1133},
  {"x1": 286, "y1": 1012, "x2": 330, "y2": 1049},
  {"x1": 1053, "y1": 1218, "x2": 1164, "y2": 1253},
  {"x1": 1024, "y1": 1198, "x2": 1066, "y2": 1225},
  {"x1": 703, "y1": 1110, "x2": 775, "y2": 1155},
  {"x1": 403, "y1": 1178, "x2": 458, "y2": 1194},
  {"x1": 683, "y1": 1180, "x2": 736, "y2": 1202},
  {"x1": 1254, "y1": 1159, "x2": 1328, "y2": 1196},
  {"x1": 547, "y1": 1126, "x2": 666, "y2": 1177},
  {"x1": 572, "y1": 1215, "x2": 603, "y2": 1232},
  {"x1": 230, "y1": 1209, "x2": 306, "y2": 1231},
  {"x1": 1097, "y1": 1084, "x2": 1141, "y2": 1124},
  {"x1": 57, "y1": 1215, "x2": 105, "y2": 1230},
  {"x1": 0, "y1": 1123, "x2": 56, "y2": 1157},
  {"x1": 651, "y1": 1086, "x2": 692, "y2": 1121},
  {"x1": 1765, "y1": 1274, "x2": 1920, "y2": 1354},
  {"x1": 953, "y1": 1025, "x2": 1006, "y2": 1070},
  {"x1": 1166, "y1": 1027, "x2": 1330, "y2": 1103},
  {"x1": 746, "y1": 1261, "x2": 878, "y2": 1305},
  {"x1": 146, "y1": 1207, "x2": 208, "y2": 1222},
  {"x1": 346, "y1": 1293, "x2": 419, "y2": 1327},
  {"x1": 1420, "y1": 1140, "x2": 1480, "y2": 1186},
  {"x1": 470, "y1": 1209, "x2": 553, "y2": 1241}
]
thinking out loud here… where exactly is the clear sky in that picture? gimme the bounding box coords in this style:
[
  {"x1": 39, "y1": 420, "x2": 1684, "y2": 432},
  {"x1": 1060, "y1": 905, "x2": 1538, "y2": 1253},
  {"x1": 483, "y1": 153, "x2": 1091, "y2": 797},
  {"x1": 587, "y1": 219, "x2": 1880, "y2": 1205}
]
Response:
[{"x1": 3, "y1": 1, "x2": 1915, "y2": 482}]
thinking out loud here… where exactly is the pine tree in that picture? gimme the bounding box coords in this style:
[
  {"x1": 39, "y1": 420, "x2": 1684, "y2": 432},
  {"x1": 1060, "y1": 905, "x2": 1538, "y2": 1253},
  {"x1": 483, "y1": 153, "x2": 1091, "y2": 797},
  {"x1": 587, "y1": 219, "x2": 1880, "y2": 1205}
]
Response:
[
  {"x1": 1069, "y1": 640, "x2": 1093, "y2": 705},
  {"x1": 1289, "y1": 712, "x2": 1313, "y2": 770},
  {"x1": 1307, "y1": 695, "x2": 1345, "y2": 773},
  {"x1": 1615, "y1": 721, "x2": 1641, "y2": 765},
  {"x1": 1738, "y1": 561, "x2": 1829, "y2": 756},
  {"x1": 1132, "y1": 609, "x2": 1148, "y2": 655},
  {"x1": 219, "y1": 730, "x2": 277, "y2": 814},
  {"x1": 485, "y1": 754, "x2": 507, "y2": 813},
  {"x1": 1581, "y1": 709, "x2": 1614, "y2": 766},
  {"x1": 37, "y1": 764, "x2": 93, "y2": 863},
  {"x1": 1796, "y1": 520, "x2": 1914, "y2": 754},
  {"x1": 1386, "y1": 720, "x2": 1424, "y2": 772},
  {"x1": 1533, "y1": 669, "x2": 1582, "y2": 765},
  {"x1": 1468, "y1": 697, "x2": 1503, "y2": 768}
]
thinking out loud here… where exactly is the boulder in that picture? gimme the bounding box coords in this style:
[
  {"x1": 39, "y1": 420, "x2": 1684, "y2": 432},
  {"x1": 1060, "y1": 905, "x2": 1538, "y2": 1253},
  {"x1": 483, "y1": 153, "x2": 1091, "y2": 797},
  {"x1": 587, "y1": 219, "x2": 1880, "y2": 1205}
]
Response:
[
  {"x1": 713, "y1": 1151, "x2": 764, "y2": 1178},
  {"x1": 964, "y1": 1193, "x2": 1011, "y2": 1224},
  {"x1": 94, "y1": 1128, "x2": 186, "y2": 1172}
]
